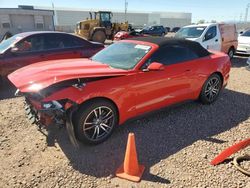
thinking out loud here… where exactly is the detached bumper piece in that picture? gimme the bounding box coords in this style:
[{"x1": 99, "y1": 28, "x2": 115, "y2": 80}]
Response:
[
  {"x1": 25, "y1": 102, "x2": 39, "y2": 125},
  {"x1": 24, "y1": 99, "x2": 65, "y2": 129}
]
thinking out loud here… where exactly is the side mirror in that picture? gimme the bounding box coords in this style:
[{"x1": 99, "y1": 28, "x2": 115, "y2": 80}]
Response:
[
  {"x1": 147, "y1": 62, "x2": 164, "y2": 71},
  {"x1": 240, "y1": 31, "x2": 244, "y2": 35}
]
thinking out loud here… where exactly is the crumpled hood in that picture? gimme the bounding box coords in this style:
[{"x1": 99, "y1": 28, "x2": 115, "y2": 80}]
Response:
[
  {"x1": 8, "y1": 58, "x2": 128, "y2": 92},
  {"x1": 238, "y1": 36, "x2": 250, "y2": 44}
]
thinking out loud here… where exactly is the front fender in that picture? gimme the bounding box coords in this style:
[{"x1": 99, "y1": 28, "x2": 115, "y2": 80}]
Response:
[{"x1": 42, "y1": 75, "x2": 137, "y2": 125}]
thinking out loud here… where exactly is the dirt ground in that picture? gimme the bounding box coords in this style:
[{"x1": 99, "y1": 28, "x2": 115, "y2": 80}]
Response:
[{"x1": 0, "y1": 55, "x2": 249, "y2": 188}]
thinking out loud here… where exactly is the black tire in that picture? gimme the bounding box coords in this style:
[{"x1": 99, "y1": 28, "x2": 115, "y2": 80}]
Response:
[
  {"x1": 92, "y1": 30, "x2": 106, "y2": 44},
  {"x1": 228, "y1": 47, "x2": 235, "y2": 59},
  {"x1": 199, "y1": 74, "x2": 222, "y2": 104},
  {"x1": 73, "y1": 99, "x2": 118, "y2": 145},
  {"x1": 0, "y1": 76, "x2": 5, "y2": 88}
]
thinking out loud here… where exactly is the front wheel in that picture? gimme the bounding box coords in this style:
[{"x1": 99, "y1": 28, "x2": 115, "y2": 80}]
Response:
[
  {"x1": 74, "y1": 100, "x2": 118, "y2": 144},
  {"x1": 92, "y1": 30, "x2": 106, "y2": 44},
  {"x1": 199, "y1": 74, "x2": 222, "y2": 104},
  {"x1": 0, "y1": 76, "x2": 5, "y2": 88},
  {"x1": 228, "y1": 47, "x2": 235, "y2": 59}
]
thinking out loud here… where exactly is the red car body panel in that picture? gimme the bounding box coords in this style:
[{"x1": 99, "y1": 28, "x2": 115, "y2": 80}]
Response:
[
  {"x1": 8, "y1": 40, "x2": 231, "y2": 126},
  {"x1": 0, "y1": 32, "x2": 104, "y2": 77}
]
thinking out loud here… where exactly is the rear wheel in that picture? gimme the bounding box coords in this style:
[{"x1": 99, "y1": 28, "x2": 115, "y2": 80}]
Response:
[
  {"x1": 228, "y1": 47, "x2": 235, "y2": 59},
  {"x1": 199, "y1": 74, "x2": 222, "y2": 104},
  {"x1": 74, "y1": 100, "x2": 118, "y2": 144},
  {"x1": 92, "y1": 30, "x2": 106, "y2": 44}
]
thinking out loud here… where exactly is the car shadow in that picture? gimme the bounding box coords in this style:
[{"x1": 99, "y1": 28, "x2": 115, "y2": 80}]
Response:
[
  {"x1": 0, "y1": 78, "x2": 16, "y2": 100},
  {"x1": 47, "y1": 88, "x2": 250, "y2": 184},
  {"x1": 232, "y1": 55, "x2": 249, "y2": 68}
]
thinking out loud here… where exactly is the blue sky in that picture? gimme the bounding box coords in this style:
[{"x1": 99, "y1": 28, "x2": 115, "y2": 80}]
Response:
[{"x1": 1, "y1": 0, "x2": 249, "y2": 22}]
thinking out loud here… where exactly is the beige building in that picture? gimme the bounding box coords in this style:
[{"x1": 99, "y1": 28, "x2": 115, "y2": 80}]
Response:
[
  {"x1": 0, "y1": 6, "x2": 54, "y2": 39},
  {"x1": 37, "y1": 7, "x2": 192, "y2": 33}
]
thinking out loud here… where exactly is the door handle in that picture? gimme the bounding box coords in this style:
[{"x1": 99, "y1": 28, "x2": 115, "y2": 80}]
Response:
[{"x1": 185, "y1": 69, "x2": 191, "y2": 72}]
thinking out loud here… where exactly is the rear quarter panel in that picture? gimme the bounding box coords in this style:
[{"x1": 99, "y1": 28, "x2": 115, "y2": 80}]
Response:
[{"x1": 190, "y1": 51, "x2": 231, "y2": 98}]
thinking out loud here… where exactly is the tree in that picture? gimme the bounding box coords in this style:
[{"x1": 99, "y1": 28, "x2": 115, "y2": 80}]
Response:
[{"x1": 197, "y1": 19, "x2": 205, "y2": 24}]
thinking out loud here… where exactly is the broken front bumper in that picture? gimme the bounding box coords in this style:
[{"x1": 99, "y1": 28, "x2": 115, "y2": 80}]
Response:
[
  {"x1": 24, "y1": 97, "x2": 79, "y2": 147},
  {"x1": 25, "y1": 98, "x2": 65, "y2": 128}
]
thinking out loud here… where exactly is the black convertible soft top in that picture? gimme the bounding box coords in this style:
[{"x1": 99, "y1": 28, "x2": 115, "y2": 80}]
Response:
[{"x1": 129, "y1": 37, "x2": 210, "y2": 57}]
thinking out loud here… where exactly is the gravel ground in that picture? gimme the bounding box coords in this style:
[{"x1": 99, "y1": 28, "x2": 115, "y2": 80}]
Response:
[{"x1": 0, "y1": 55, "x2": 249, "y2": 188}]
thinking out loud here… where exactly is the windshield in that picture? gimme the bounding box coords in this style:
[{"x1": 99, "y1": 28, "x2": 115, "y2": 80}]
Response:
[
  {"x1": 242, "y1": 30, "x2": 250, "y2": 37},
  {"x1": 91, "y1": 42, "x2": 151, "y2": 70},
  {"x1": 175, "y1": 26, "x2": 206, "y2": 38},
  {"x1": 0, "y1": 35, "x2": 21, "y2": 54}
]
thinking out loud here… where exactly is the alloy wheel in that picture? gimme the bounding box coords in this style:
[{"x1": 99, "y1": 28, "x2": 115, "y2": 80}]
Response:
[
  {"x1": 228, "y1": 49, "x2": 234, "y2": 59},
  {"x1": 82, "y1": 106, "x2": 115, "y2": 141},
  {"x1": 204, "y1": 77, "x2": 220, "y2": 102}
]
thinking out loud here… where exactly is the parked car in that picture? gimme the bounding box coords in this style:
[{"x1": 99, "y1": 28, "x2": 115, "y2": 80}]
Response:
[
  {"x1": 165, "y1": 27, "x2": 171, "y2": 33},
  {"x1": 141, "y1": 25, "x2": 166, "y2": 36},
  {"x1": 237, "y1": 29, "x2": 250, "y2": 55},
  {"x1": 8, "y1": 37, "x2": 231, "y2": 145},
  {"x1": 175, "y1": 23, "x2": 238, "y2": 59},
  {"x1": 114, "y1": 30, "x2": 147, "y2": 41},
  {"x1": 171, "y1": 27, "x2": 180, "y2": 33},
  {"x1": 0, "y1": 31, "x2": 104, "y2": 83}
]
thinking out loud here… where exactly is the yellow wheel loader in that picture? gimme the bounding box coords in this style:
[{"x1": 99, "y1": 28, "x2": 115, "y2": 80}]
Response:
[{"x1": 75, "y1": 11, "x2": 129, "y2": 43}]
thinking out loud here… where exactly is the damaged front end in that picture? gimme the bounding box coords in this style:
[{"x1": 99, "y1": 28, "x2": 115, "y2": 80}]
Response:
[{"x1": 18, "y1": 79, "x2": 88, "y2": 147}]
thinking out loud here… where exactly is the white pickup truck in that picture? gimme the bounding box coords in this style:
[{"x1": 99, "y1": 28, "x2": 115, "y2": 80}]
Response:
[{"x1": 175, "y1": 23, "x2": 238, "y2": 59}]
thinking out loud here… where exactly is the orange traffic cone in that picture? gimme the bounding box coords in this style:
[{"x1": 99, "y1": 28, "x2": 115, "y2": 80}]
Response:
[{"x1": 116, "y1": 133, "x2": 145, "y2": 182}]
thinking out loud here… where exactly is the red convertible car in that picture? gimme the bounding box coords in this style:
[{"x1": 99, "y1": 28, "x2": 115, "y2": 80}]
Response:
[
  {"x1": 0, "y1": 31, "x2": 104, "y2": 83},
  {"x1": 8, "y1": 37, "x2": 231, "y2": 144}
]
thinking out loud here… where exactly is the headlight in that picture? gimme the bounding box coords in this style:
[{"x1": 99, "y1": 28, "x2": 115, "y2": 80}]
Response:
[
  {"x1": 42, "y1": 101, "x2": 63, "y2": 109},
  {"x1": 28, "y1": 83, "x2": 43, "y2": 92}
]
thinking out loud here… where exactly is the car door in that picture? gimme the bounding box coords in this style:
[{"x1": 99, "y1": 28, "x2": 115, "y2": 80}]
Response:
[
  {"x1": 202, "y1": 26, "x2": 221, "y2": 51},
  {"x1": 41, "y1": 33, "x2": 84, "y2": 61},
  {"x1": 44, "y1": 33, "x2": 99, "y2": 60},
  {"x1": 63, "y1": 34, "x2": 102, "y2": 58},
  {"x1": 1, "y1": 34, "x2": 46, "y2": 76},
  {"x1": 134, "y1": 45, "x2": 199, "y2": 115},
  {"x1": 153, "y1": 26, "x2": 160, "y2": 36}
]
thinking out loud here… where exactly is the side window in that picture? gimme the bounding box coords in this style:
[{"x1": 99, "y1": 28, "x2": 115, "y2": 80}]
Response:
[
  {"x1": 43, "y1": 34, "x2": 63, "y2": 50},
  {"x1": 100, "y1": 13, "x2": 110, "y2": 22},
  {"x1": 16, "y1": 35, "x2": 45, "y2": 52},
  {"x1": 60, "y1": 34, "x2": 86, "y2": 48},
  {"x1": 43, "y1": 34, "x2": 86, "y2": 50},
  {"x1": 147, "y1": 45, "x2": 199, "y2": 66},
  {"x1": 204, "y1": 26, "x2": 217, "y2": 41}
]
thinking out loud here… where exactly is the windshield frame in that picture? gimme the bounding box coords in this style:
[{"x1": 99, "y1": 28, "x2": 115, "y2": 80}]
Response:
[
  {"x1": 91, "y1": 41, "x2": 154, "y2": 70},
  {"x1": 175, "y1": 26, "x2": 207, "y2": 39}
]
